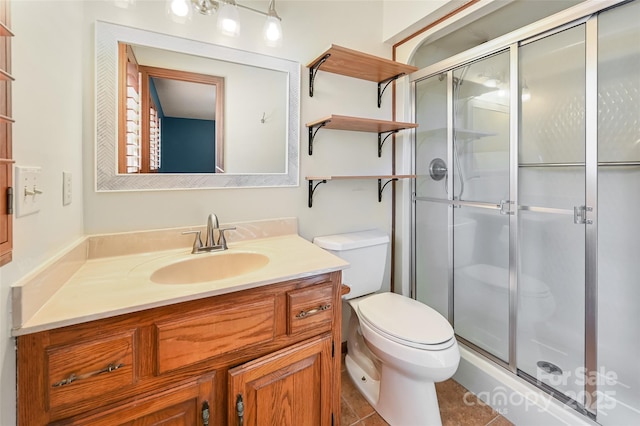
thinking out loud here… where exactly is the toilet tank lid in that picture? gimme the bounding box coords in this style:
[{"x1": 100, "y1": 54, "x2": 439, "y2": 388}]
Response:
[{"x1": 313, "y1": 229, "x2": 389, "y2": 251}]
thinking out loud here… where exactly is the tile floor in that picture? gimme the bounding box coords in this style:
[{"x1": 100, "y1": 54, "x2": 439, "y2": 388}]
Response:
[{"x1": 340, "y1": 354, "x2": 514, "y2": 426}]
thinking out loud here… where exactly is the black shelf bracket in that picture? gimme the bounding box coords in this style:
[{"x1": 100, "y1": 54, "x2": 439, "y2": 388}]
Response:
[
  {"x1": 308, "y1": 179, "x2": 327, "y2": 208},
  {"x1": 377, "y1": 73, "x2": 406, "y2": 108},
  {"x1": 378, "y1": 178, "x2": 398, "y2": 202},
  {"x1": 378, "y1": 130, "x2": 400, "y2": 157},
  {"x1": 309, "y1": 53, "x2": 331, "y2": 97},
  {"x1": 308, "y1": 121, "x2": 329, "y2": 155}
]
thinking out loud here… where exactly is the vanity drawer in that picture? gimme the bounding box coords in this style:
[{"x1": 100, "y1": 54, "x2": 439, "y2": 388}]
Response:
[
  {"x1": 46, "y1": 331, "x2": 135, "y2": 409},
  {"x1": 287, "y1": 282, "x2": 334, "y2": 335},
  {"x1": 155, "y1": 296, "x2": 276, "y2": 374}
]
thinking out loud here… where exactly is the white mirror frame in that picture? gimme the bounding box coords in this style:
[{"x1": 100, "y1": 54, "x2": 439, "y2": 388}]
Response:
[{"x1": 95, "y1": 21, "x2": 300, "y2": 191}]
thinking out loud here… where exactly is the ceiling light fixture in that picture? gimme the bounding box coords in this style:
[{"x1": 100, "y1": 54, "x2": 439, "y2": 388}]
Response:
[
  {"x1": 217, "y1": 0, "x2": 240, "y2": 37},
  {"x1": 263, "y1": 0, "x2": 283, "y2": 46},
  {"x1": 165, "y1": 0, "x2": 283, "y2": 45},
  {"x1": 166, "y1": 0, "x2": 193, "y2": 22}
]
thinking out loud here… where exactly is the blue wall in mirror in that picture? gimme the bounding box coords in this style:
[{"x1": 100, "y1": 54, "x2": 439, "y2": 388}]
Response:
[{"x1": 160, "y1": 118, "x2": 216, "y2": 173}]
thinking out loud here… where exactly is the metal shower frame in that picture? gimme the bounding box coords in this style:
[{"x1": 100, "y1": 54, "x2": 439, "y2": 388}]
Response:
[{"x1": 408, "y1": 0, "x2": 630, "y2": 418}]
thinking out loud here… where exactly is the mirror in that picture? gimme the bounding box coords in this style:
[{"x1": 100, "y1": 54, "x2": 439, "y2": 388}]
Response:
[
  {"x1": 96, "y1": 21, "x2": 300, "y2": 191},
  {"x1": 118, "y1": 43, "x2": 226, "y2": 174}
]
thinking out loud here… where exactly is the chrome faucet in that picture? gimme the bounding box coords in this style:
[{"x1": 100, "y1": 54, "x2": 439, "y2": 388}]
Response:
[
  {"x1": 183, "y1": 213, "x2": 236, "y2": 254},
  {"x1": 205, "y1": 213, "x2": 219, "y2": 248}
]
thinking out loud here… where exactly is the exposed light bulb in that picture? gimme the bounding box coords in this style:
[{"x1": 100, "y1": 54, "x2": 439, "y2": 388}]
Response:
[
  {"x1": 217, "y1": 1, "x2": 240, "y2": 37},
  {"x1": 166, "y1": 0, "x2": 193, "y2": 23},
  {"x1": 171, "y1": 0, "x2": 190, "y2": 16},
  {"x1": 263, "y1": 16, "x2": 282, "y2": 46},
  {"x1": 262, "y1": 0, "x2": 282, "y2": 46}
]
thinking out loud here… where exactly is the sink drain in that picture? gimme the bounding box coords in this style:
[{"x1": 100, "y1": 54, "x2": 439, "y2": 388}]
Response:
[{"x1": 537, "y1": 360, "x2": 563, "y2": 375}]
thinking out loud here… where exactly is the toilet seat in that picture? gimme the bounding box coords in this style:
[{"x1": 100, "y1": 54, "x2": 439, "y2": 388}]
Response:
[{"x1": 357, "y1": 293, "x2": 455, "y2": 351}]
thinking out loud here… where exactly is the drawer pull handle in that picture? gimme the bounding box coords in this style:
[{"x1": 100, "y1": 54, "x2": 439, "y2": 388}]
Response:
[
  {"x1": 52, "y1": 362, "x2": 125, "y2": 388},
  {"x1": 296, "y1": 303, "x2": 331, "y2": 319}
]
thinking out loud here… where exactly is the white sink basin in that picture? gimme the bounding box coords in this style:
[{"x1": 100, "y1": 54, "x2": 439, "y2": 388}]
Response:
[{"x1": 150, "y1": 252, "x2": 269, "y2": 285}]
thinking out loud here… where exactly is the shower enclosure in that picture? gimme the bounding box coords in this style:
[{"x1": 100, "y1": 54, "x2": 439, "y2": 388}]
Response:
[{"x1": 411, "y1": 1, "x2": 639, "y2": 423}]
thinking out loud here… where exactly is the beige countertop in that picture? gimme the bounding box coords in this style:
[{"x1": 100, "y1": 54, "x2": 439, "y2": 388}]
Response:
[{"x1": 12, "y1": 221, "x2": 349, "y2": 336}]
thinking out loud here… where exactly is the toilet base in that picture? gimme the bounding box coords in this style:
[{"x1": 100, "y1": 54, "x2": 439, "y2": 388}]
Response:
[
  {"x1": 345, "y1": 353, "x2": 444, "y2": 426},
  {"x1": 345, "y1": 353, "x2": 380, "y2": 407}
]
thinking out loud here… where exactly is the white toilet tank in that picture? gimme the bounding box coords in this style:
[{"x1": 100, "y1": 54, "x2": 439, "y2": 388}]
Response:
[{"x1": 313, "y1": 229, "x2": 389, "y2": 299}]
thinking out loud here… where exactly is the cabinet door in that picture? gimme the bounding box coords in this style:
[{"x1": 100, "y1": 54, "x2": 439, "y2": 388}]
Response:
[
  {"x1": 228, "y1": 335, "x2": 334, "y2": 426},
  {"x1": 64, "y1": 376, "x2": 215, "y2": 426}
]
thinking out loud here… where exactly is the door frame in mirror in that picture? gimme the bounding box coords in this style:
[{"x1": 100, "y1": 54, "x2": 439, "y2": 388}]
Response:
[{"x1": 95, "y1": 21, "x2": 300, "y2": 191}]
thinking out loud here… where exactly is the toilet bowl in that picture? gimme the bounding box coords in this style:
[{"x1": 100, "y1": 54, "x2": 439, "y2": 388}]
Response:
[{"x1": 313, "y1": 230, "x2": 460, "y2": 426}]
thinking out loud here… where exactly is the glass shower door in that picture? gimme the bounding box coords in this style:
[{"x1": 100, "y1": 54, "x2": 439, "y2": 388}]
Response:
[
  {"x1": 517, "y1": 25, "x2": 587, "y2": 401},
  {"x1": 450, "y1": 52, "x2": 511, "y2": 363},
  {"x1": 414, "y1": 73, "x2": 450, "y2": 319},
  {"x1": 414, "y1": 51, "x2": 512, "y2": 363}
]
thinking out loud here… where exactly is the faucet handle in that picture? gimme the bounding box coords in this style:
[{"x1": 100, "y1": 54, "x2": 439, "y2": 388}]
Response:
[
  {"x1": 182, "y1": 230, "x2": 203, "y2": 253},
  {"x1": 217, "y1": 227, "x2": 236, "y2": 249}
]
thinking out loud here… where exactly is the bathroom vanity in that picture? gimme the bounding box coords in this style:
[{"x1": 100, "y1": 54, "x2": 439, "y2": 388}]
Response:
[{"x1": 12, "y1": 220, "x2": 347, "y2": 425}]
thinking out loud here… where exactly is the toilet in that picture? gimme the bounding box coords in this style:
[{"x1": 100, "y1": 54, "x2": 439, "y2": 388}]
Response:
[{"x1": 313, "y1": 229, "x2": 460, "y2": 426}]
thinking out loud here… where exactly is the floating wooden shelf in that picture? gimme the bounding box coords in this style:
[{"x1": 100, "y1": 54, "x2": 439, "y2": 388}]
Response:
[
  {"x1": 0, "y1": 114, "x2": 14, "y2": 123},
  {"x1": 0, "y1": 68, "x2": 14, "y2": 81},
  {"x1": 305, "y1": 174, "x2": 415, "y2": 207},
  {"x1": 306, "y1": 114, "x2": 418, "y2": 156},
  {"x1": 307, "y1": 44, "x2": 418, "y2": 107},
  {"x1": 305, "y1": 44, "x2": 419, "y2": 206},
  {"x1": 0, "y1": 22, "x2": 13, "y2": 37}
]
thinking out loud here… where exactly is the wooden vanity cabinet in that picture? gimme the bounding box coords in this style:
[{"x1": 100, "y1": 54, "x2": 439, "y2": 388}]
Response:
[{"x1": 17, "y1": 272, "x2": 343, "y2": 426}]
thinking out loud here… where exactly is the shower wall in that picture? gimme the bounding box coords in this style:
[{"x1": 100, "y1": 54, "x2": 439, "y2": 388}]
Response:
[{"x1": 411, "y1": 1, "x2": 639, "y2": 423}]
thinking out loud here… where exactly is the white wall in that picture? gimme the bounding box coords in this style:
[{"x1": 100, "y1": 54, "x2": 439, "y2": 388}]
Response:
[
  {"x1": 82, "y1": 1, "x2": 393, "y2": 241},
  {"x1": 1, "y1": 1, "x2": 403, "y2": 424},
  {"x1": 0, "y1": 1, "x2": 85, "y2": 424}
]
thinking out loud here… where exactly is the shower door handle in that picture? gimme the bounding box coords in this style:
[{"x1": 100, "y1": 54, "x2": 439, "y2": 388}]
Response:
[
  {"x1": 499, "y1": 200, "x2": 512, "y2": 215},
  {"x1": 573, "y1": 205, "x2": 593, "y2": 225}
]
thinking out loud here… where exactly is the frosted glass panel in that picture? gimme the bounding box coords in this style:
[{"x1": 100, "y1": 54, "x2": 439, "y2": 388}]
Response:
[
  {"x1": 415, "y1": 202, "x2": 449, "y2": 318},
  {"x1": 452, "y1": 51, "x2": 510, "y2": 203},
  {"x1": 519, "y1": 167, "x2": 584, "y2": 211},
  {"x1": 415, "y1": 75, "x2": 448, "y2": 199},
  {"x1": 597, "y1": 169, "x2": 640, "y2": 422},
  {"x1": 597, "y1": 1, "x2": 640, "y2": 423},
  {"x1": 517, "y1": 24, "x2": 586, "y2": 402},
  {"x1": 453, "y1": 207, "x2": 510, "y2": 362},
  {"x1": 520, "y1": 26, "x2": 585, "y2": 164},
  {"x1": 517, "y1": 210, "x2": 585, "y2": 397},
  {"x1": 598, "y1": 0, "x2": 640, "y2": 163}
]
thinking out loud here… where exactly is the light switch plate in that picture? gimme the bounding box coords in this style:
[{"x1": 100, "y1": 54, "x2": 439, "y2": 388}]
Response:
[{"x1": 15, "y1": 166, "x2": 42, "y2": 217}]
